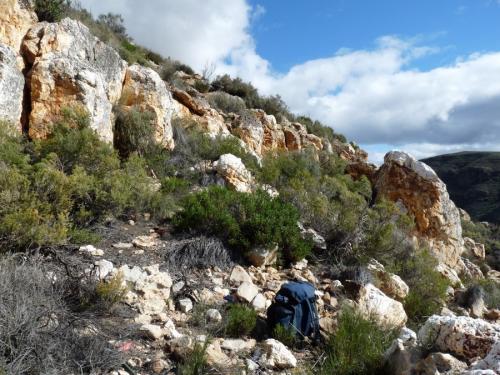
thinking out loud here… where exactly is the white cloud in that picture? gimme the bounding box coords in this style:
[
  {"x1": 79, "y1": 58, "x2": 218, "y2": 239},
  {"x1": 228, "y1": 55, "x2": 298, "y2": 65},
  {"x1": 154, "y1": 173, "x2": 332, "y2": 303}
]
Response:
[
  {"x1": 78, "y1": 0, "x2": 500, "y2": 162},
  {"x1": 79, "y1": 0, "x2": 251, "y2": 70}
]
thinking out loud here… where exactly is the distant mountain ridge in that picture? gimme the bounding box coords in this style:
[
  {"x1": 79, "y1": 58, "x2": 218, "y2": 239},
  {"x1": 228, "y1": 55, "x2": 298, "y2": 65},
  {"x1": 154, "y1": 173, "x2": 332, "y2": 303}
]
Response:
[{"x1": 422, "y1": 151, "x2": 500, "y2": 224}]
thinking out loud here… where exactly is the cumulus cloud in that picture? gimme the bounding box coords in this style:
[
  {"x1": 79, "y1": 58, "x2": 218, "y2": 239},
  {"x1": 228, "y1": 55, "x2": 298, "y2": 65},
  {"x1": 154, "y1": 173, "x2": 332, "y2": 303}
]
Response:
[
  {"x1": 79, "y1": 0, "x2": 251, "y2": 70},
  {"x1": 78, "y1": 0, "x2": 500, "y2": 163}
]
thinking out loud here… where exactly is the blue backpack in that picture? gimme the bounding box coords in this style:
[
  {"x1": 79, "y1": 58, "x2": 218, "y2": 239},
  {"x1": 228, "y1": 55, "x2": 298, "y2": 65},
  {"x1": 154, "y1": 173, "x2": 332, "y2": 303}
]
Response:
[{"x1": 267, "y1": 281, "x2": 320, "y2": 340}]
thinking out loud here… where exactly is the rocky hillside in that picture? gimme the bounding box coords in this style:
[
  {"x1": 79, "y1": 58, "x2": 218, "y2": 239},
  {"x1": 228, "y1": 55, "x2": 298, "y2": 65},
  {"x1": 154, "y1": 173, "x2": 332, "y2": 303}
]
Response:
[
  {"x1": 0, "y1": 1, "x2": 499, "y2": 375},
  {"x1": 422, "y1": 152, "x2": 500, "y2": 224}
]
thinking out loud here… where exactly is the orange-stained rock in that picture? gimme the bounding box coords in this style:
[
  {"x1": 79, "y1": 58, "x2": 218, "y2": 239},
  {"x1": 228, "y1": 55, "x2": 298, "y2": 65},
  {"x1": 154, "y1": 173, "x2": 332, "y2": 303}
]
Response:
[
  {"x1": 23, "y1": 19, "x2": 127, "y2": 141},
  {"x1": 346, "y1": 161, "x2": 377, "y2": 183},
  {"x1": 214, "y1": 154, "x2": 254, "y2": 193},
  {"x1": 253, "y1": 110, "x2": 286, "y2": 153},
  {"x1": 171, "y1": 88, "x2": 208, "y2": 117},
  {"x1": 283, "y1": 126, "x2": 301, "y2": 151},
  {"x1": 231, "y1": 111, "x2": 264, "y2": 156},
  {"x1": 375, "y1": 151, "x2": 464, "y2": 270},
  {"x1": 301, "y1": 133, "x2": 323, "y2": 152},
  {"x1": 0, "y1": 0, "x2": 37, "y2": 61},
  {"x1": 171, "y1": 88, "x2": 229, "y2": 136},
  {"x1": 120, "y1": 64, "x2": 176, "y2": 150}
]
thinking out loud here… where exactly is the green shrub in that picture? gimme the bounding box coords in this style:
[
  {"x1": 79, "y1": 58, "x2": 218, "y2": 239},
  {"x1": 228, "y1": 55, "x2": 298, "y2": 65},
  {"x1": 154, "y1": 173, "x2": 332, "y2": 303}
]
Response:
[
  {"x1": 474, "y1": 279, "x2": 500, "y2": 309},
  {"x1": 211, "y1": 74, "x2": 260, "y2": 108},
  {"x1": 296, "y1": 115, "x2": 347, "y2": 143},
  {"x1": 0, "y1": 109, "x2": 179, "y2": 250},
  {"x1": 272, "y1": 324, "x2": 297, "y2": 348},
  {"x1": 225, "y1": 304, "x2": 257, "y2": 337},
  {"x1": 34, "y1": 0, "x2": 68, "y2": 22},
  {"x1": 173, "y1": 187, "x2": 312, "y2": 262},
  {"x1": 97, "y1": 13, "x2": 127, "y2": 38},
  {"x1": 388, "y1": 249, "x2": 450, "y2": 327},
  {"x1": 168, "y1": 121, "x2": 260, "y2": 176},
  {"x1": 114, "y1": 106, "x2": 156, "y2": 158},
  {"x1": 178, "y1": 341, "x2": 209, "y2": 375},
  {"x1": 95, "y1": 272, "x2": 128, "y2": 310},
  {"x1": 207, "y1": 91, "x2": 247, "y2": 114},
  {"x1": 319, "y1": 307, "x2": 397, "y2": 375}
]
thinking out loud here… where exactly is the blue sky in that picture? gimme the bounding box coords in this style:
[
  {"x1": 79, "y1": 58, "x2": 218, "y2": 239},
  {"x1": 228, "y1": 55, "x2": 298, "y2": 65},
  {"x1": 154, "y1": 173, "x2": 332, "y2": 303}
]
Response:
[
  {"x1": 81, "y1": 0, "x2": 500, "y2": 163},
  {"x1": 249, "y1": 0, "x2": 500, "y2": 73}
]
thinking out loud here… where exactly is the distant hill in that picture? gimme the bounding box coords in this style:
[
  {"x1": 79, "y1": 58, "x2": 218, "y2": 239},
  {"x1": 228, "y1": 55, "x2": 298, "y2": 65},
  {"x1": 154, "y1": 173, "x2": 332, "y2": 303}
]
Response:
[{"x1": 422, "y1": 152, "x2": 500, "y2": 224}]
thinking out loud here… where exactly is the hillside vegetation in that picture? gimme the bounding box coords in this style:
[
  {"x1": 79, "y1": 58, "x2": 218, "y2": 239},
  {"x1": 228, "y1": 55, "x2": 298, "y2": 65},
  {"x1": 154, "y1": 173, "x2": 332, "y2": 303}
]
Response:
[
  {"x1": 0, "y1": 1, "x2": 499, "y2": 375},
  {"x1": 423, "y1": 152, "x2": 500, "y2": 223}
]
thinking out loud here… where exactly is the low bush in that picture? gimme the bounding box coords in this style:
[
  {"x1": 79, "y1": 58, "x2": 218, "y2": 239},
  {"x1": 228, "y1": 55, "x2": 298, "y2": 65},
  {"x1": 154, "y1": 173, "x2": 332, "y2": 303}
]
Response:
[
  {"x1": 207, "y1": 91, "x2": 247, "y2": 114},
  {"x1": 0, "y1": 257, "x2": 123, "y2": 374},
  {"x1": 272, "y1": 324, "x2": 297, "y2": 348},
  {"x1": 165, "y1": 121, "x2": 260, "y2": 177},
  {"x1": 173, "y1": 187, "x2": 312, "y2": 262},
  {"x1": 225, "y1": 304, "x2": 257, "y2": 337},
  {"x1": 34, "y1": 0, "x2": 68, "y2": 22},
  {"x1": 95, "y1": 272, "x2": 128, "y2": 310},
  {"x1": 0, "y1": 109, "x2": 176, "y2": 251},
  {"x1": 318, "y1": 307, "x2": 396, "y2": 375},
  {"x1": 177, "y1": 340, "x2": 209, "y2": 375},
  {"x1": 471, "y1": 279, "x2": 500, "y2": 309},
  {"x1": 114, "y1": 106, "x2": 156, "y2": 158},
  {"x1": 388, "y1": 249, "x2": 450, "y2": 327},
  {"x1": 295, "y1": 115, "x2": 347, "y2": 143},
  {"x1": 211, "y1": 75, "x2": 294, "y2": 119}
]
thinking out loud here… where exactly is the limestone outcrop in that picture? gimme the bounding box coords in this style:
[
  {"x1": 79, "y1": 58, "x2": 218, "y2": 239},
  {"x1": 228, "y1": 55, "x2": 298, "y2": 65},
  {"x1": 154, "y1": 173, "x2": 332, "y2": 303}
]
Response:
[
  {"x1": 0, "y1": 0, "x2": 37, "y2": 58},
  {"x1": 22, "y1": 18, "x2": 127, "y2": 142},
  {"x1": 353, "y1": 283, "x2": 408, "y2": 328},
  {"x1": 0, "y1": 44, "x2": 24, "y2": 127},
  {"x1": 214, "y1": 153, "x2": 254, "y2": 193},
  {"x1": 418, "y1": 315, "x2": 500, "y2": 359},
  {"x1": 375, "y1": 151, "x2": 464, "y2": 270},
  {"x1": 120, "y1": 64, "x2": 175, "y2": 149},
  {"x1": 171, "y1": 87, "x2": 228, "y2": 136}
]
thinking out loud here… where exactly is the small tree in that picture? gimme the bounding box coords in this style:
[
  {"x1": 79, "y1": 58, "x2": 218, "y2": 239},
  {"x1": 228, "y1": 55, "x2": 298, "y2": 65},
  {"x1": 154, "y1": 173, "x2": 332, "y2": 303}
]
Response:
[
  {"x1": 34, "y1": 0, "x2": 68, "y2": 22},
  {"x1": 97, "y1": 13, "x2": 127, "y2": 38}
]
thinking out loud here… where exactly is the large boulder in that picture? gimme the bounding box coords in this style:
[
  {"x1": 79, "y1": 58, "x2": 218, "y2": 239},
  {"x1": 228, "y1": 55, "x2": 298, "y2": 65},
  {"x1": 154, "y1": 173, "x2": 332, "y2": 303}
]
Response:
[
  {"x1": 22, "y1": 18, "x2": 127, "y2": 142},
  {"x1": 259, "y1": 339, "x2": 297, "y2": 370},
  {"x1": 467, "y1": 340, "x2": 500, "y2": 373},
  {"x1": 375, "y1": 151, "x2": 464, "y2": 270},
  {"x1": 355, "y1": 283, "x2": 408, "y2": 328},
  {"x1": 0, "y1": 0, "x2": 37, "y2": 58},
  {"x1": 418, "y1": 315, "x2": 500, "y2": 359},
  {"x1": 0, "y1": 44, "x2": 24, "y2": 128},
  {"x1": 120, "y1": 64, "x2": 175, "y2": 149},
  {"x1": 214, "y1": 154, "x2": 254, "y2": 193}
]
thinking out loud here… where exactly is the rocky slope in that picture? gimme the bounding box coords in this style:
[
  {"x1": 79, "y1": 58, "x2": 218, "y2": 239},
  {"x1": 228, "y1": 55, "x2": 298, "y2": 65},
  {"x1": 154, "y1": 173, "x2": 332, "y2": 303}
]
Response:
[
  {"x1": 0, "y1": 2, "x2": 499, "y2": 375},
  {"x1": 423, "y1": 152, "x2": 500, "y2": 224}
]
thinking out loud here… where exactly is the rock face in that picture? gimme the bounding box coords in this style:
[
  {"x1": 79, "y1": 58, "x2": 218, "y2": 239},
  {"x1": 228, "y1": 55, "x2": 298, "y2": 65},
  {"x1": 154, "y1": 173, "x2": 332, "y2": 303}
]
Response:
[
  {"x1": 0, "y1": 0, "x2": 37, "y2": 57},
  {"x1": 375, "y1": 151, "x2": 464, "y2": 270},
  {"x1": 367, "y1": 259, "x2": 409, "y2": 301},
  {"x1": 231, "y1": 111, "x2": 265, "y2": 156},
  {"x1": 355, "y1": 283, "x2": 408, "y2": 328},
  {"x1": 172, "y1": 88, "x2": 228, "y2": 136},
  {"x1": 22, "y1": 18, "x2": 127, "y2": 141},
  {"x1": 214, "y1": 154, "x2": 254, "y2": 193},
  {"x1": 418, "y1": 315, "x2": 500, "y2": 359},
  {"x1": 464, "y1": 237, "x2": 486, "y2": 260},
  {"x1": 0, "y1": 44, "x2": 24, "y2": 127},
  {"x1": 120, "y1": 65, "x2": 175, "y2": 149}
]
